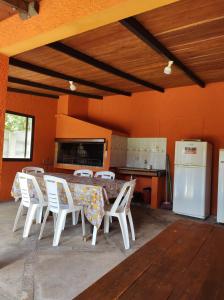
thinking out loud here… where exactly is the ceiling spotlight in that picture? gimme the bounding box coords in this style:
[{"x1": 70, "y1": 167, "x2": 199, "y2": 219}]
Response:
[
  {"x1": 164, "y1": 60, "x2": 174, "y2": 75},
  {"x1": 69, "y1": 81, "x2": 77, "y2": 91}
]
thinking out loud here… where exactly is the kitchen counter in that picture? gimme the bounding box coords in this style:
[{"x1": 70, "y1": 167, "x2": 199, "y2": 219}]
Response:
[
  {"x1": 112, "y1": 167, "x2": 166, "y2": 209},
  {"x1": 117, "y1": 167, "x2": 166, "y2": 177}
]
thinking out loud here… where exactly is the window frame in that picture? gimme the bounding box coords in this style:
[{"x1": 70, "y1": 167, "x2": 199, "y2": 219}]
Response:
[{"x1": 3, "y1": 110, "x2": 35, "y2": 162}]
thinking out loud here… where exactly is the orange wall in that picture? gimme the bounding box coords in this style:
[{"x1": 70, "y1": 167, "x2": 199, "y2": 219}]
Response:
[
  {"x1": 88, "y1": 82, "x2": 224, "y2": 214},
  {"x1": 57, "y1": 95, "x2": 88, "y2": 120},
  {"x1": 0, "y1": 92, "x2": 57, "y2": 200}
]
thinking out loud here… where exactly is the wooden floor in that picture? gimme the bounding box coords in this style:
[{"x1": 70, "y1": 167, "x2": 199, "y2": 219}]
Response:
[{"x1": 75, "y1": 219, "x2": 224, "y2": 300}]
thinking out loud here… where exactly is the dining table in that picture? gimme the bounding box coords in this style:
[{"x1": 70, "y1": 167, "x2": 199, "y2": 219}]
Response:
[{"x1": 11, "y1": 172, "x2": 127, "y2": 245}]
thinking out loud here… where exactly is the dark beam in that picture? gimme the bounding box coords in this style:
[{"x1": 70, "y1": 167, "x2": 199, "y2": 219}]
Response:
[
  {"x1": 8, "y1": 77, "x2": 103, "y2": 100},
  {"x1": 7, "y1": 87, "x2": 59, "y2": 99},
  {"x1": 9, "y1": 57, "x2": 131, "y2": 96},
  {"x1": 48, "y1": 42, "x2": 164, "y2": 93},
  {"x1": 120, "y1": 17, "x2": 205, "y2": 88}
]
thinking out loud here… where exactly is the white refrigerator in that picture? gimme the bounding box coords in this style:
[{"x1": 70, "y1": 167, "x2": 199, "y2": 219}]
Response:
[
  {"x1": 217, "y1": 149, "x2": 224, "y2": 223},
  {"x1": 173, "y1": 141, "x2": 212, "y2": 219}
]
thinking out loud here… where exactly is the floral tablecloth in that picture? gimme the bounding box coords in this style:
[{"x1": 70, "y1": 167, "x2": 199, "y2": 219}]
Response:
[{"x1": 11, "y1": 172, "x2": 126, "y2": 228}]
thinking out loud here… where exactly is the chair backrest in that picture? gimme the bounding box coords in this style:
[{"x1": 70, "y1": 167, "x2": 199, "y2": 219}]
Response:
[
  {"x1": 22, "y1": 166, "x2": 44, "y2": 174},
  {"x1": 17, "y1": 172, "x2": 44, "y2": 207},
  {"x1": 110, "y1": 180, "x2": 136, "y2": 214},
  {"x1": 73, "y1": 169, "x2": 93, "y2": 178},
  {"x1": 95, "y1": 171, "x2": 115, "y2": 180},
  {"x1": 44, "y1": 175, "x2": 74, "y2": 212}
]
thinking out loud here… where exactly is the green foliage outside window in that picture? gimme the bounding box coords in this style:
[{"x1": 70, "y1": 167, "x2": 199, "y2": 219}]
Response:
[{"x1": 4, "y1": 113, "x2": 27, "y2": 131}]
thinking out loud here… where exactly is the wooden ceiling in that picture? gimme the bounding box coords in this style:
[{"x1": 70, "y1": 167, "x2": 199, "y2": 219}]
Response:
[
  {"x1": 0, "y1": 2, "x2": 16, "y2": 21},
  {"x1": 8, "y1": 0, "x2": 224, "y2": 100}
]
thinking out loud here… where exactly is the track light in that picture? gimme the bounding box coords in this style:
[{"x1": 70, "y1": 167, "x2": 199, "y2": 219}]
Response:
[
  {"x1": 164, "y1": 61, "x2": 174, "y2": 75},
  {"x1": 69, "y1": 81, "x2": 77, "y2": 91}
]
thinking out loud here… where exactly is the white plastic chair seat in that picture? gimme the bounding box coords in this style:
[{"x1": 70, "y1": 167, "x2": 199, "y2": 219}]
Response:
[
  {"x1": 59, "y1": 204, "x2": 82, "y2": 212},
  {"x1": 104, "y1": 205, "x2": 126, "y2": 215},
  {"x1": 29, "y1": 198, "x2": 41, "y2": 205}
]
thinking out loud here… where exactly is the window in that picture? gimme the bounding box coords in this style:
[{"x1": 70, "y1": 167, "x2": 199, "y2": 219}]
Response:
[{"x1": 3, "y1": 111, "x2": 35, "y2": 161}]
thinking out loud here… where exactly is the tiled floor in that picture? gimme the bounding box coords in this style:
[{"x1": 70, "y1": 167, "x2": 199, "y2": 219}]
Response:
[{"x1": 0, "y1": 201, "x2": 183, "y2": 300}]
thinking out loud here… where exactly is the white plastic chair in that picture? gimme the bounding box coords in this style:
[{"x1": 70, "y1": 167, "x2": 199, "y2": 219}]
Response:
[
  {"x1": 95, "y1": 171, "x2": 115, "y2": 180},
  {"x1": 95, "y1": 171, "x2": 115, "y2": 224},
  {"x1": 39, "y1": 175, "x2": 86, "y2": 247},
  {"x1": 13, "y1": 172, "x2": 47, "y2": 238},
  {"x1": 22, "y1": 166, "x2": 44, "y2": 174},
  {"x1": 103, "y1": 179, "x2": 136, "y2": 250},
  {"x1": 73, "y1": 169, "x2": 93, "y2": 178},
  {"x1": 73, "y1": 169, "x2": 93, "y2": 224}
]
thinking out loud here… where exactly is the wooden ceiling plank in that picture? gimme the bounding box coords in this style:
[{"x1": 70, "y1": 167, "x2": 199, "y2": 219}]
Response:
[
  {"x1": 158, "y1": 19, "x2": 224, "y2": 49},
  {"x1": 7, "y1": 87, "x2": 59, "y2": 99},
  {"x1": 0, "y1": 0, "x2": 27, "y2": 12},
  {"x1": 9, "y1": 57, "x2": 131, "y2": 97},
  {"x1": 8, "y1": 76, "x2": 103, "y2": 100},
  {"x1": 0, "y1": 2, "x2": 16, "y2": 21},
  {"x1": 48, "y1": 42, "x2": 164, "y2": 93},
  {"x1": 120, "y1": 17, "x2": 205, "y2": 88},
  {"x1": 136, "y1": 0, "x2": 224, "y2": 37}
]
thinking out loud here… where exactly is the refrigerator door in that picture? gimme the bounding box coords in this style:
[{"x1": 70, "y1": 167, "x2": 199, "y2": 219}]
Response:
[
  {"x1": 175, "y1": 141, "x2": 207, "y2": 167},
  {"x1": 217, "y1": 149, "x2": 224, "y2": 223},
  {"x1": 173, "y1": 165, "x2": 208, "y2": 219}
]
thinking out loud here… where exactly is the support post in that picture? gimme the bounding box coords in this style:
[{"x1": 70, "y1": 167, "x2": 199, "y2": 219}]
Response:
[
  {"x1": 0, "y1": 54, "x2": 9, "y2": 197},
  {"x1": 151, "y1": 176, "x2": 165, "y2": 209}
]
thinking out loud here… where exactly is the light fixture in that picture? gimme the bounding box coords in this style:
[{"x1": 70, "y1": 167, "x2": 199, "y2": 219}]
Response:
[
  {"x1": 164, "y1": 60, "x2": 174, "y2": 75},
  {"x1": 69, "y1": 81, "x2": 77, "y2": 91}
]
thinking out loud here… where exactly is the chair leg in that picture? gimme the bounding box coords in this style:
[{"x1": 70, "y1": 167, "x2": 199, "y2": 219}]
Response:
[
  {"x1": 104, "y1": 215, "x2": 110, "y2": 233},
  {"x1": 62, "y1": 215, "x2": 66, "y2": 230},
  {"x1": 22, "y1": 207, "x2": 28, "y2": 216},
  {"x1": 92, "y1": 226, "x2": 98, "y2": 246},
  {"x1": 38, "y1": 208, "x2": 49, "y2": 240},
  {"x1": 72, "y1": 211, "x2": 80, "y2": 225},
  {"x1": 53, "y1": 210, "x2": 67, "y2": 247},
  {"x1": 13, "y1": 202, "x2": 23, "y2": 232},
  {"x1": 80, "y1": 209, "x2": 86, "y2": 236},
  {"x1": 23, "y1": 204, "x2": 38, "y2": 238},
  {"x1": 118, "y1": 213, "x2": 130, "y2": 250},
  {"x1": 110, "y1": 216, "x2": 113, "y2": 224},
  {"x1": 53, "y1": 213, "x2": 57, "y2": 230},
  {"x1": 127, "y1": 211, "x2": 135, "y2": 241},
  {"x1": 35, "y1": 207, "x2": 43, "y2": 224}
]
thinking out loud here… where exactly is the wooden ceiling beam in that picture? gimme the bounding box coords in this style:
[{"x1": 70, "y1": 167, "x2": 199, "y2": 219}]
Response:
[
  {"x1": 120, "y1": 17, "x2": 205, "y2": 88},
  {"x1": 48, "y1": 42, "x2": 164, "y2": 93},
  {"x1": 7, "y1": 87, "x2": 59, "y2": 99},
  {"x1": 9, "y1": 57, "x2": 131, "y2": 96},
  {"x1": 8, "y1": 76, "x2": 103, "y2": 100}
]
